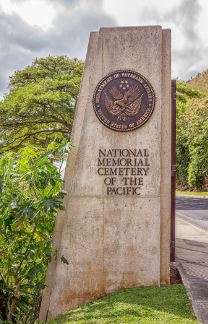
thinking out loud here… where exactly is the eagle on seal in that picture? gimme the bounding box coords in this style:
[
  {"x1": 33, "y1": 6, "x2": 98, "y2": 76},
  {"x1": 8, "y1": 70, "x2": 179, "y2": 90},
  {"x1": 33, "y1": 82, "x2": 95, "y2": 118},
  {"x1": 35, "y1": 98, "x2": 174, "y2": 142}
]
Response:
[{"x1": 105, "y1": 85, "x2": 143, "y2": 117}]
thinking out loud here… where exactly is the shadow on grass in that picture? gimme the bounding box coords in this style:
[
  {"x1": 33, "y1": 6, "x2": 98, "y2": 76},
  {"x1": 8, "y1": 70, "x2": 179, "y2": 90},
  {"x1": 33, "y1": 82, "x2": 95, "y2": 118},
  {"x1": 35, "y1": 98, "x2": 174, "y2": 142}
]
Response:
[{"x1": 50, "y1": 285, "x2": 197, "y2": 323}]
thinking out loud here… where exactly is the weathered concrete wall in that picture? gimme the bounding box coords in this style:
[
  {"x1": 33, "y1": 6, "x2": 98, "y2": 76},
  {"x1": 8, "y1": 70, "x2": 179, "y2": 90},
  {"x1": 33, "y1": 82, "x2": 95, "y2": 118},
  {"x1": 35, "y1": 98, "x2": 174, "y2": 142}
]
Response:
[
  {"x1": 160, "y1": 29, "x2": 171, "y2": 284},
  {"x1": 39, "y1": 26, "x2": 171, "y2": 321}
]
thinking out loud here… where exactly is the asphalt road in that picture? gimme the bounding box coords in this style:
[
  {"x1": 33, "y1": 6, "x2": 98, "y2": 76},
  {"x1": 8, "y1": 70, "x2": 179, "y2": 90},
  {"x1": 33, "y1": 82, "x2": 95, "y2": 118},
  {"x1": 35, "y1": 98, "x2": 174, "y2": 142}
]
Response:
[{"x1": 176, "y1": 195, "x2": 208, "y2": 230}]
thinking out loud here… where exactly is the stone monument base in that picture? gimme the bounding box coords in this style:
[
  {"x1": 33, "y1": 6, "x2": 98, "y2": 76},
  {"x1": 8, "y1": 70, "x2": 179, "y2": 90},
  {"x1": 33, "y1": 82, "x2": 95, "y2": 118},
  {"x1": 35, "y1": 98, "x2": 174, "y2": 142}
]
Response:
[{"x1": 39, "y1": 26, "x2": 171, "y2": 321}]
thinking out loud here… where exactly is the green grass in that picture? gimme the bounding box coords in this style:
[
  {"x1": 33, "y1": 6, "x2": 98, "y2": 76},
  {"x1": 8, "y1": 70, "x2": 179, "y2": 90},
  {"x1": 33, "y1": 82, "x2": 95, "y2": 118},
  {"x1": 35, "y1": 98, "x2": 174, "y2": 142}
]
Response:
[
  {"x1": 49, "y1": 285, "x2": 197, "y2": 324},
  {"x1": 176, "y1": 190, "x2": 208, "y2": 197}
]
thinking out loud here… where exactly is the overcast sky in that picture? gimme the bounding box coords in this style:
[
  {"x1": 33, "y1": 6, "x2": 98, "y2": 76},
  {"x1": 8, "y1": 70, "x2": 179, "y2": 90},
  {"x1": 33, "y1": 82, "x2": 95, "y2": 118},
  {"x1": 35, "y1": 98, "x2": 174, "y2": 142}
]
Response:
[{"x1": 0, "y1": 0, "x2": 208, "y2": 96}]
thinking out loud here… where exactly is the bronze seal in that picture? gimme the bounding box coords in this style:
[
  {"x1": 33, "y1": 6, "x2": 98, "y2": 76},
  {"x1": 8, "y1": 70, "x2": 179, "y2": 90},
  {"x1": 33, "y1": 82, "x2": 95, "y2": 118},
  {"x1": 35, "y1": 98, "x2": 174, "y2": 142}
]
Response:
[{"x1": 93, "y1": 70, "x2": 155, "y2": 132}]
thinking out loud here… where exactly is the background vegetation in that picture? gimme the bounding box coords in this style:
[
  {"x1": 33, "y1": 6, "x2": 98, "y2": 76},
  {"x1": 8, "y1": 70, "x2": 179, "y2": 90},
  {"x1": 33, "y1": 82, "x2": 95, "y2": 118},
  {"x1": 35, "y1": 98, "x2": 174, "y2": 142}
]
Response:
[
  {"x1": 0, "y1": 56, "x2": 83, "y2": 322},
  {"x1": 0, "y1": 55, "x2": 207, "y2": 322},
  {"x1": 0, "y1": 142, "x2": 67, "y2": 322},
  {"x1": 176, "y1": 77, "x2": 208, "y2": 190},
  {"x1": 0, "y1": 56, "x2": 83, "y2": 152}
]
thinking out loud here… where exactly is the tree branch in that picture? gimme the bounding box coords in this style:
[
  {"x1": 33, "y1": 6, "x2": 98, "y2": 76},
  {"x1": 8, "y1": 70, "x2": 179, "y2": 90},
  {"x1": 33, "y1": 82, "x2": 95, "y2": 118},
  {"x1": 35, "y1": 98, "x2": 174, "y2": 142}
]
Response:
[{"x1": 2, "y1": 129, "x2": 70, "y2": 152}]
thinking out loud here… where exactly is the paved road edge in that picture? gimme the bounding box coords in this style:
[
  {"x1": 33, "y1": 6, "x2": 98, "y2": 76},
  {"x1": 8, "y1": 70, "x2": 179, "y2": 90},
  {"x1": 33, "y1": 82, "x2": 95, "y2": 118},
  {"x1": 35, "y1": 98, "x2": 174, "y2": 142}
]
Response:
[
  {"x1": 177, "y1": 262, "x2": 208, "y2": 324},
  {"x1": 176, "y1": 212, "x2": 208, "y2": 231},
  {"x1": 176, "y1": 194, "x2": 208, "y2": 199}
]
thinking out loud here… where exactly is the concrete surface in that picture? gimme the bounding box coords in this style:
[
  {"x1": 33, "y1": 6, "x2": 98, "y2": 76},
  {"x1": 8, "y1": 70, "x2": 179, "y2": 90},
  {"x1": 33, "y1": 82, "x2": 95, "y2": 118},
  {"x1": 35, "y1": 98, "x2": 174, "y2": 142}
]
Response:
[
  {"x1": 176, "y1": 195, "x2": 208, "y2": 324},
  {"x1": 160, "y1": 29, "x2": 171, "y2": 284},
  {"x1": 177, "y1": 195, "x2": 208, "y2": 231},
  {"x1": 39, "y1": 26, "x2": 171, "y2": 321}
]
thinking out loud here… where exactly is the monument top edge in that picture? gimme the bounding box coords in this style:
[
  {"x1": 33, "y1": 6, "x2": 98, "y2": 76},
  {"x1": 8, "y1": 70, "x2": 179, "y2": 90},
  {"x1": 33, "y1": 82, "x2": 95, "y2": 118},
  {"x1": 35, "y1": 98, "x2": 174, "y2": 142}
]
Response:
[
  {"x1": 90, "y1": 26, "x2": 171, "y2": 36},
  {"x1": 99, "y1": 25, "x2": 163, "y2": 32}
]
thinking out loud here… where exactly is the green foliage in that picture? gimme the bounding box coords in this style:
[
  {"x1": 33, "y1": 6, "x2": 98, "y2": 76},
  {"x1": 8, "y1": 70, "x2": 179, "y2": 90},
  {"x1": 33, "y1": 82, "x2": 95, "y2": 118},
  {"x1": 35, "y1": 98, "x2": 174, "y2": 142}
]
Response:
[
  {"x1": 0, "y1": 55, "x2": 82, "y2": 321},
  {"x1": 49, "y1": 285, "x2": 197, "y2": 323},
  {"x1": 177, "y1": 81, "x2": 203, "y2": 100},
  {"x1": 185, "y1": 99, "x2": 208, "y2": 188},
  {"x1": 187, "y1": 70, "x2": 208, "y2": 94},
  {"x1": 0, "y1": 56, "x2": 84, "y2": 152},
  {"x1": 176, "y1": 81, "x2": 208, "y2": 189},
  {"x1": 0, "y1": 142, "x2": 68, "y2": 322}
]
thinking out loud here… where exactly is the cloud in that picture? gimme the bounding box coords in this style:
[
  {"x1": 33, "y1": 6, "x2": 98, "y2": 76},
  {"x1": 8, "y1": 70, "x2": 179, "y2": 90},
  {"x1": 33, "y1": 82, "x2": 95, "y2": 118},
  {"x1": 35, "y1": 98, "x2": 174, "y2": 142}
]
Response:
[
  {"x1": 138, "y1": 0, "x2": 208, "y2": 79},
  {"x1": 47, "y1": 2, "x2": 116, "y2": 57},
  {"x1": 0, "y1": 11, "x2": 45, "y2": 94},
  {"x1": 0, "y1": 0, "x2": 207, "y2": 97},
  {"x1": 0, "y1": 0, "x2": 116, "y2": 96},
  {"x1": 10, "y1": 0, "x2": 80, "y2": 5},
  {"x1": 48, "y1": 0, "x2": 82, "y2": 6}
]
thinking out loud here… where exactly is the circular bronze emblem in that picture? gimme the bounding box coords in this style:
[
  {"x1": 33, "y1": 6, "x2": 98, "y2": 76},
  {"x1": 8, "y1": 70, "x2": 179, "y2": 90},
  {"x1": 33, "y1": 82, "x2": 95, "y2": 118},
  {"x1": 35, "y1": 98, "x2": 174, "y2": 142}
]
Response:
[{"x1": 93, "y1": 70, "x2": 155, "y2": 132}]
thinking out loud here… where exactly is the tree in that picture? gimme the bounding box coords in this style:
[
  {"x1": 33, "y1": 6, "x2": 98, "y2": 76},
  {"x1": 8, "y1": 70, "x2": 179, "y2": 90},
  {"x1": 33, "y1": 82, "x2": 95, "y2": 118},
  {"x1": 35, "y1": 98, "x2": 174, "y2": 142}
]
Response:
[
  {"x1": 184, "y1": 98, "x2": 208, "y2": 188},
  {"x1": 176, "y1": 81, "x2": 205, "y2": 188},
  {"x1": 0, "y1": 56, "x2": 83, "y2": 321},
  {"x1": 0, "y1": 56, "x2": 84, "y2": 152},
  {"x1": 0, "y1": 142, "x2": 68, "y2": 322}
]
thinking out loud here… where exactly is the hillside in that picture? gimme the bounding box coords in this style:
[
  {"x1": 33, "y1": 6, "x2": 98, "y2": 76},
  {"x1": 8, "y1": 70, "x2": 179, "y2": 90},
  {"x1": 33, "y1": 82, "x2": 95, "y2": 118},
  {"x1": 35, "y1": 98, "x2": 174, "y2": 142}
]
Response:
[{"x1": 187, "y1": 70, "x2": 208, "y2": 94}]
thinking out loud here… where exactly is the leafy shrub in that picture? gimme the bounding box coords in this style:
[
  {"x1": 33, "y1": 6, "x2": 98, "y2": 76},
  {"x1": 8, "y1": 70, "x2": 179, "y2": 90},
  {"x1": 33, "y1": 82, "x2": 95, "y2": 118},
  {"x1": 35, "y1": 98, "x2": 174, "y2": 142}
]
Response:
[
  {"x1": 0, "y1": 141, "x2": 68, "y2": 322},
  {"x1": 176, "y1": 82, "x2": 208, "y2": 189}
]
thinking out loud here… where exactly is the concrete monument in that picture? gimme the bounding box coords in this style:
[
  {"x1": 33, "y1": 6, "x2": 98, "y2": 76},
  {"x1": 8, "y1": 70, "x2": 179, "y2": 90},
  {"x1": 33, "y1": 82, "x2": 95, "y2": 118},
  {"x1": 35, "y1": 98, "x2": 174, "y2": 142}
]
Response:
[{"x1": 40, "y1": 26, "x2": 171, "y2": 321}]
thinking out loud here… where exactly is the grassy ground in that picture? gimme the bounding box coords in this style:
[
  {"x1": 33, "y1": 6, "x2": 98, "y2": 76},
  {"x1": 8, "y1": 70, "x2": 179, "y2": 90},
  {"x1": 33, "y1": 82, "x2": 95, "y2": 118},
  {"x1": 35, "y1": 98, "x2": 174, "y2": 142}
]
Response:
[
  {"x1": 176, "y1": 190, "x2": 208, "y2": 197},
  {"x1": 49, "y1": 285, "x2": 197, "y2": 324}
]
